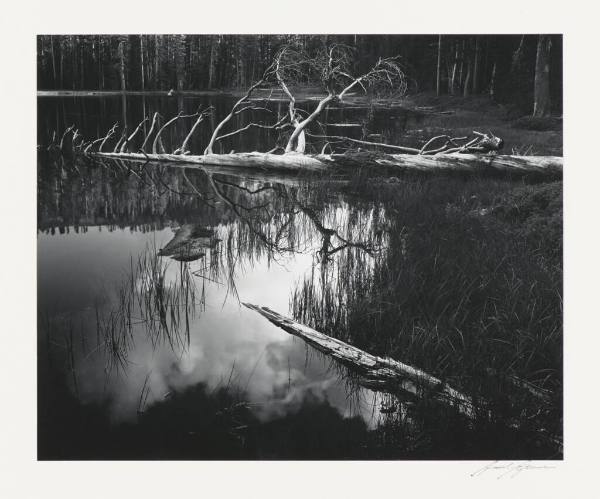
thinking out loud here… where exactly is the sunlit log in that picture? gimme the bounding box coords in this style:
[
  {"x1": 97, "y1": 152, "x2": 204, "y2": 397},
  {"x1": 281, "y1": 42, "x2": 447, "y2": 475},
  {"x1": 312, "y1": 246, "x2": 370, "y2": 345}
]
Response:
[
  {"x1": 86, "y1": 150, "x2": 562, "y2": 177},
  {"x1": 243, "y1": 303, "x2": 476, "y2": 417}
]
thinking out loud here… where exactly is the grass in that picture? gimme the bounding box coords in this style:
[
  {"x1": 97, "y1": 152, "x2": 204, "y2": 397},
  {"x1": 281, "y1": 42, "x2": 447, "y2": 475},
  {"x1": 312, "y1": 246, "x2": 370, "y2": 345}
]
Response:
[
  {"x1": 88, "y1": 242, "x2": 202, "y2": 376},
  {"x1": 292, "y1": 173, "x2": 562, "y2": 458}
]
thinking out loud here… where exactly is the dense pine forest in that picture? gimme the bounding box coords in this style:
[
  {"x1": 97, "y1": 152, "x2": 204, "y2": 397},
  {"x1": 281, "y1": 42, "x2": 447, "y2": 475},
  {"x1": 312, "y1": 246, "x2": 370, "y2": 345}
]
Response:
[{"x1": 37, "y1": 34, "x2": 562, "y2": 115}]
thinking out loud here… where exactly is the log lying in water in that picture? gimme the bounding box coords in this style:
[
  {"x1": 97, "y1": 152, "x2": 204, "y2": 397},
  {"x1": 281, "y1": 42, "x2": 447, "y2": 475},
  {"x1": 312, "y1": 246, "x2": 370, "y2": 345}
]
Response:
[
  {"x1": 87, "y1": 150, "x2": 562, "y2": 177},
  {"x1": 244, "y1": 303, "x2": 563, "y2": 450},
  {"x1": 242, "y1": 303, "x2": 476, "y2": 418},
  {"x1": 89, "y1": 151, "x2": 328, "y2": 171}
]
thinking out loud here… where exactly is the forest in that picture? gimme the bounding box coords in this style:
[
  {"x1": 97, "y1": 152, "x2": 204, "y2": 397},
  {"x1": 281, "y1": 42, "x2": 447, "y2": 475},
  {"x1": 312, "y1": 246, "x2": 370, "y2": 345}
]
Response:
[{"x1": 37, "y1": 34, "x2": 562, "y2": 116}]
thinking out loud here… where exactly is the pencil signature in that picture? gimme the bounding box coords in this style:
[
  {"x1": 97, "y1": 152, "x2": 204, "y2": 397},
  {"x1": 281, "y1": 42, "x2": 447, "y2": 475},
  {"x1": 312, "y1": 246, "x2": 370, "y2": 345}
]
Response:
[{"x1": 470, "y1": 461, "x2": 556, "y2": 479}]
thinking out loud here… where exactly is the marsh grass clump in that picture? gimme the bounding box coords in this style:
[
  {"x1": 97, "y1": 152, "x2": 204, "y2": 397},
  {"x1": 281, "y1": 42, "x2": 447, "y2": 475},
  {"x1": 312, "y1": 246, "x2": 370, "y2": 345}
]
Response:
[
  {"x1": 134, "y1": 245, "x2": 199, "y2": 350},
  {"x1": 88, "y1": 243, "x2": 202, "y2": 375}
]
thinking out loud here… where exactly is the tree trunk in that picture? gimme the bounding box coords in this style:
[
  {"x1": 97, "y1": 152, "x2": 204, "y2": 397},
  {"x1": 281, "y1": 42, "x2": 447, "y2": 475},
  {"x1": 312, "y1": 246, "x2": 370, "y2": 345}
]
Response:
[
  {"x1": 71, "y1": 36, "x2": 77, "y2": 90},
  {"x1": 436, "y1": 35, "x2": 442, "y2": 96},
  {"x1": 79, "y1": 41, "x2": 84, "y2": 89},
  {"x1": 533, "y1": 35, "x2": 552, "y2": 118},
  {"x1": 140, "y1": 35, "x2": 145, "y2": 92},
  {"x1": 472, "y1": 36, "x2": 480, "y2": 93},
  {"x1": 98, "y1": 36, "x2": 104, "y2": 90},
  {"x1": 450, "y1": 42, "x2": 458, "y2": 95},
  {"x1": 50, "y1": 36, "x2": 57, "y2": 88},
  {"x1": 208, "y1": 36, "x2": 219, "y2": 89},
  {"x1": 489, "y1": 61, "x2": 497, "y2": 100},
  {"x1": 511, "y1": 35, "x2": 525, "y2": 74},
  {"x1": 59, "y1": 43, "x2": 64, "y2": 89},
  {"x1": 244, "y1": 304, "x2": 476, "y2": 415},
  {"x1": 175, "y1": 35, "x2": 186, "y2": 91},
  {"x1": 84, "y1": 150, "x2": 563, "y2": 177},
  {"x1": 237, "y1": 39, "x2": 245, "y2": 87},
  {"x1": 458, "y1": 39, "x2": 465, "y2": 91},
  {"x1": 285, "y1": 95, "x2": 335, "y2": 153},
  {"x1": 117, "y1": 41, "x2": 127, "y2": 129},
  {"x1": 118, "y1": 41, "x2": 126, "y2": 92},
  {"x1": 154, "y1": 35, "x2": 160, "y2": 89},
  {"x1": 463, "y1": 60, "x2": 471, "y2": 97}
]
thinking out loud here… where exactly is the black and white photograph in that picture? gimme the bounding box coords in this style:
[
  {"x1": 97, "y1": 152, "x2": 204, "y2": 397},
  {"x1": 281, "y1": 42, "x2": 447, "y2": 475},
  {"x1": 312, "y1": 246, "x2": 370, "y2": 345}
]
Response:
[
  {"x1": 35, "y1": 32, "x2": 563, "y2": 460},
  {"x1": 4, "y1": 1, "x2": 600, "y2": 496}
]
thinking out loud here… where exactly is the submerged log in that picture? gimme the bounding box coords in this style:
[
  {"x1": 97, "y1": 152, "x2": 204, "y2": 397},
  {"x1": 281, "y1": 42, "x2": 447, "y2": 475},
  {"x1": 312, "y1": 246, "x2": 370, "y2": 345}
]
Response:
[
  {"x1": 87, "y1": 150, "x2": 562, "y2": 177},
  {"x1": 243, "y1": 303, "x2": 476, "y2": 418},
  {"x1": 159, "y1": 224, "x2": 219, "y2": 262}
]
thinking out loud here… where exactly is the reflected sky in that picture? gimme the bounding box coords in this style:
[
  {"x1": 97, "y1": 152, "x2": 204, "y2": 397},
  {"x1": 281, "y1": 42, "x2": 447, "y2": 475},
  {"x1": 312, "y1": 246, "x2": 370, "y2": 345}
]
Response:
[{"x1": 37, "y1": 169, "x2": 385, "y2": 430}]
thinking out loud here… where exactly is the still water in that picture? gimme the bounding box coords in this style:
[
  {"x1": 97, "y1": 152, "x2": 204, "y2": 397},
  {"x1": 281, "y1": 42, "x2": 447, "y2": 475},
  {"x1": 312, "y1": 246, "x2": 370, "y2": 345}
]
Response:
[{"x1": 38, "y1": 94, "x2": 413, "y2": 458}]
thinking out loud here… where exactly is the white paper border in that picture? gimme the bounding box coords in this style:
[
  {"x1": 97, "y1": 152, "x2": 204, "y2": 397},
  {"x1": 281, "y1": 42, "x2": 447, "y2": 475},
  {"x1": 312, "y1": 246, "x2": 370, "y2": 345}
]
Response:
[{"x1": 1, "y1": 1, "x2": 598, "y2": 497}]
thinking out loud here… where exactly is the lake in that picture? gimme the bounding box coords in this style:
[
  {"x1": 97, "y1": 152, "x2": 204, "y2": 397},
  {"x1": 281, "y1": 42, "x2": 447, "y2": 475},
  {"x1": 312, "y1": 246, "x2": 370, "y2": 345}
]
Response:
[{"x1": 37, "y1": 94, "x2": 562, "y2": 459}]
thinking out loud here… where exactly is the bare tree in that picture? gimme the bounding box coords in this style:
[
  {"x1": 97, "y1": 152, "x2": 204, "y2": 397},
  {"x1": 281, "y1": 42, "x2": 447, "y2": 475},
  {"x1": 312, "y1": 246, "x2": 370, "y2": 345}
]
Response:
[
  {"x1": 66, "y1": 42, "x2": 561, "y2": 177},
  {"x1": 274, "y1": 44, "x2": 407, "y2": 153}
]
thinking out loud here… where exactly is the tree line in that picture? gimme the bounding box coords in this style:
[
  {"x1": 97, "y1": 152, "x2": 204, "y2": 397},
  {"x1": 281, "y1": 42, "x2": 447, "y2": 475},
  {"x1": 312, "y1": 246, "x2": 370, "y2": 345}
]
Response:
[{"x1": 37, "y1": 34, "x2": 562, "y2": 115}]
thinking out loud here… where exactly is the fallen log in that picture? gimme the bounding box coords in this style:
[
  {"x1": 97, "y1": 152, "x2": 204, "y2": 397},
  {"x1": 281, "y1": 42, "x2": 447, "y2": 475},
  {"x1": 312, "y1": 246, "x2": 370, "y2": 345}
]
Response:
[
  {"x1": 244, "y1": 303, "x2": 563, "y2": 450},
  {"x1": 88, "y1": 151, "x2": 329, "y2": 171},
  {"x1": 52, "y1": 45, "x2": 562, "y2": 179},
  {"x1": 243, "y1": 303, "x2": 476, "y2": 418},
  {"x1": 85, "y1": 150, "x2": 562, "y2": 177},
  {"x1": 89, "y1": 156, "x2": 325, "y2": 187}
]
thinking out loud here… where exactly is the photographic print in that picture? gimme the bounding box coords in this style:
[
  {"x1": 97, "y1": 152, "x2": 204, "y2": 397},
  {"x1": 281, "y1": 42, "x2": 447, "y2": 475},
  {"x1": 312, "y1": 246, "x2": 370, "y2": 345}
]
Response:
[{"x1": 36, "y1": 34, "x2": 563, "y2": 460}]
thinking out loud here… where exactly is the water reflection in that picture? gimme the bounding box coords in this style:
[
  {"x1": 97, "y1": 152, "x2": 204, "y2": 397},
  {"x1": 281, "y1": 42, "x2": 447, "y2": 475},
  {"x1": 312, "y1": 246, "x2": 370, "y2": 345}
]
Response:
[
  {"x1": 38, "y1": 94, "x2": 428, "y2": 157},
  {"x1": 38, "y1": 154, "x2": 390, "y2": 457}
]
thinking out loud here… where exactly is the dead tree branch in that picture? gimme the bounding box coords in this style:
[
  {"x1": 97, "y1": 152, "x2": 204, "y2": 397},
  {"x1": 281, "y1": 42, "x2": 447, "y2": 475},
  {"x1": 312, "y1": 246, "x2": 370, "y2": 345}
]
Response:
[
  {"x1": 420, "y1": 130, "x2": 504, "y2": 155},
  {"x1": 120, "y1": 117, "x2": 149, "y2": 153},
  {"x1": 213, "y1": 114, "x2": 289, "y2": 145},
  {"x1": 84, "y1": 123, "x2": 118, "y2": 153},
  {"x1": 204, "y1": 63, "x2": 276, "y2": 155},
  {"x1": 175, "y1": 106, "x2": 213, "y2": 155},
  {"x1": 59, "y1": 125, "x2": 75, "y2": 151},
  {"x1": 152, "y1": 111, "x2": 200, "y2": 154},
  {"x1": 419, "y1": 135, "x2": 468, "y2": 154},
  {"x1": 99, "y1": 123, "x2": 119, "y2": 152},
  {"x1": 140, "y1": 112, "x2": 159, "y2": 152},
  {"x1": 113, "y1": 130, "x2": 127, "y2": 153},
  {"x1": 306, "y1": 132, "x2": 421, "y2": 154},
  {"x1": 274, "y1": 46, "x2": 407, "y2": 154}
]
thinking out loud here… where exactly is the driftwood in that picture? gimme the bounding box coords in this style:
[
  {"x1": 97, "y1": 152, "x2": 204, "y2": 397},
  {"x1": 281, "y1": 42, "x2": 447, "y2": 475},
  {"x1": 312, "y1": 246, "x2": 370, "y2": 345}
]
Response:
[{"x1": 243, "y1": 303, "x2": 476, "y2": 418}]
